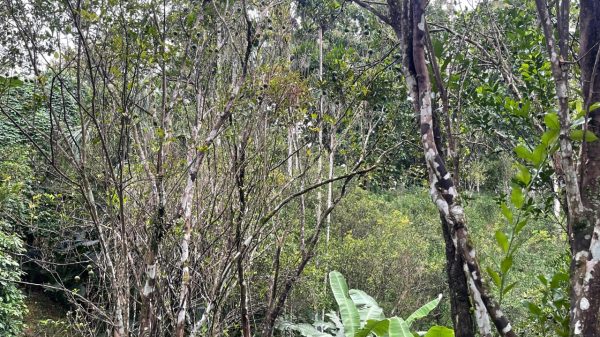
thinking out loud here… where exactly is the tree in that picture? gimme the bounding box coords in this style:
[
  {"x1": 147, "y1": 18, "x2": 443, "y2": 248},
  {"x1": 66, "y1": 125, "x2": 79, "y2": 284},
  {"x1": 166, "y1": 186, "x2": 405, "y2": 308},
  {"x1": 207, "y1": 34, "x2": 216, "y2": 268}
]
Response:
[
  {"x1": 534, "y1": 0, "x2": 600, "y2": 335},
  {"x1": 1, "y1": 0, "x2": 386, "y2": 335}
]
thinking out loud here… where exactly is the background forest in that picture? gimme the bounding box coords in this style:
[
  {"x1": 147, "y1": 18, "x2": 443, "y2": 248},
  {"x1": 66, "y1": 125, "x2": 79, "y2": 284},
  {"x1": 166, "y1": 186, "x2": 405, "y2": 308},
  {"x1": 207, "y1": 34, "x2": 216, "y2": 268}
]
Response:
[{"x1": 0, "y1": 0, "x2": 597, "y2": 336}]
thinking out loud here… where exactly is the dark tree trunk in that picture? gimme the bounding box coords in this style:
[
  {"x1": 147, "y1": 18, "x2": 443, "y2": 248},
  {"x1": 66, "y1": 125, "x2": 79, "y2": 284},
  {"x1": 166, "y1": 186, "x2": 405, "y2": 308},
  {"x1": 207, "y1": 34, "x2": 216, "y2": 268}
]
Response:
[
  {"x1": 536, "y1": 0, "x2": 600, "y2": 335},
  {"x1": 441, "y1": 215, "x2": 475, "y2": 337},
  {"x1": 573, "y1": 1, "x2": 600, "y2": 335},
  {"x1": 351, "y1": 1, "x2": 513, "y2": 336}
]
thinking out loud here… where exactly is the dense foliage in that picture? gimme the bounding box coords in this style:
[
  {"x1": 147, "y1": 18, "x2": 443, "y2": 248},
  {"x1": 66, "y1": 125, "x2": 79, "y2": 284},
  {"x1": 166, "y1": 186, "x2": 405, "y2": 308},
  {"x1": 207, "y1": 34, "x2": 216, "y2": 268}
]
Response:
[{"x1": 1, "y1": 0, "x2": 598, "y2": 336}]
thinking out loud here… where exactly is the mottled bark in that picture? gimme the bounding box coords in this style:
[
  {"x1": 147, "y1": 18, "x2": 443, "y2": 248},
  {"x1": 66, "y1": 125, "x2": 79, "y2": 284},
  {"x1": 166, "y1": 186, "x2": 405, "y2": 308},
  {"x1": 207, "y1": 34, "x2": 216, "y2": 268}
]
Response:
[
  {"x1": 574, "y1": 1, "x2": 600, "y2": 335},
  {"x1": 535, "y1": 1, "x2": 600, "y2": 335},
  {"x1": 352, "y1": 1, "x2": 505, "y2": 336},
  {"x1": 392, "y1": 0, "x2": 516, "y2": 336},
  {"x1": 440, "y1": 215, "x2": 475, "y2": 337}
]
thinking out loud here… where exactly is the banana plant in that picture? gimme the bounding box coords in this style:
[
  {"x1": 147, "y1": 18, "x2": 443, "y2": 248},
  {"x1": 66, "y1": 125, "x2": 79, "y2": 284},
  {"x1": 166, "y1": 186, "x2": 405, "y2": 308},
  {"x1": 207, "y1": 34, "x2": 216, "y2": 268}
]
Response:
[{"x1": 276, "y1": 271, "x2": 454, "y2": 337}]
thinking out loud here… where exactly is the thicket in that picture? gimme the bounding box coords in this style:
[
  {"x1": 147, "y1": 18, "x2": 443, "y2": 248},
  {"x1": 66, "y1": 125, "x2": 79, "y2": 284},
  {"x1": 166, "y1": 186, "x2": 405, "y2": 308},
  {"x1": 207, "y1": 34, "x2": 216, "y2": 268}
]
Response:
[{"x1": 0, "y1": 0, "x2": 594, "y2": 336}]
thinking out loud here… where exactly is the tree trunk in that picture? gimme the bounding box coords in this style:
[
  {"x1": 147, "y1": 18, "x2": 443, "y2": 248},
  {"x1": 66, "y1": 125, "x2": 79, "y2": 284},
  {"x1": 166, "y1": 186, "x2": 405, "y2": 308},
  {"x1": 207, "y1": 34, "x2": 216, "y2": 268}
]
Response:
[
  {"x1": 535, "y1": 1, "x2": 600, "y2": 335},
  {"x1": 389, "y1": 0, "x2": 516, "y2": 336},
  {"x1": 573, "y1": 1, "x2": 600, "y2": 335},
  {"x1": 440, "y1": 215, "x2": 475, "y2": 337}
]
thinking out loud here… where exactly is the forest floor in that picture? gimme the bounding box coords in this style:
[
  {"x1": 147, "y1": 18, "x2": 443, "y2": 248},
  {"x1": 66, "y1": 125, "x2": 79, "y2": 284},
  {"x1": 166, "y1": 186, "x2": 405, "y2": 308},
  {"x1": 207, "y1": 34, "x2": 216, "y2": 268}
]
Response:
[{"x1": 22, "y1": 289, "x2": 71, "y2": 337}]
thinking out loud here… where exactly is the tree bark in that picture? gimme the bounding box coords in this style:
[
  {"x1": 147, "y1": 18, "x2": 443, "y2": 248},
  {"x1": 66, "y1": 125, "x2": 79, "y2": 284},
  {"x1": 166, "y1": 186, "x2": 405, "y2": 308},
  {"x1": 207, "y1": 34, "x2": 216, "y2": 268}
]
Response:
[
  {"x1": 440, "y1": 215, "x2": 475, "y2": 337},
  {"x1": 535, "y1": 1, "x2": 600, "y2": 335},
  {"x1": 574, "y1": 1, "x2": 600, "y2": 335},
  {"x1": 390, "y1": 0, "x2": 516, "y2": 336}
]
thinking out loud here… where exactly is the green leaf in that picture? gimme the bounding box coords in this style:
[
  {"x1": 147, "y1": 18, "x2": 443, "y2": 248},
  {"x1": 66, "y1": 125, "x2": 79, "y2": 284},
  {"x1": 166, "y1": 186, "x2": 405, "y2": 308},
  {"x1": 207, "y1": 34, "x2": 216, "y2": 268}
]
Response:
[
  {"x1": 515, "y1": 164, "x2": 531, "y2": 185},
  {"x1": 550, "y1": 272, "x2": 569, "y2": 288},
  {"x1": 503, "y1": 282, "x2": 517, "y2": 296},
  {"x1": 405, "y1": 294, "x2": 442, "y2": 326},
  {"x1": 495, "y1": 230, "x2": 509, "y2": 253},
  {"x1": 576, "y1": 100, "x2": 583, "y2": 114},
  {"x1": 329, "y1": 271, "x2": 360, "y2": 337},
  {"x1": 531, "y1": 144, "x2": 547, "y2": 166},
  {"x1": 541, "y1": 129, "x2": 559, "y2": 146},
  {"x1": 355, "y1": 319, "x2": 390, "y2": 337},
  {"x1": 511, "y1": 187, "x2": 525, "y2": 209},
  {"x1": 500, "y1": 203, "x2": 513, "y2": 223},
  {"x1": 0, "y1": 76, "x2": 24, "y2": 88},
  {"x1": 515, "y1": 219, "x2": 528, "y2": 235},
  {"x1": 186, "y1": 13, "x2": 197, "y2": 26},
  {"x1": 514, "y1": 145, "x2": 533, "y2": 162},
  {"x1": 519, "y1": 100, "x2": 531, "y2": 117},
  {"x1": 590, "y1": 102, "x2": 600, "y2": 112},
  {"x1": 525, "y1": 301, "x2": 542, "y2": 316},
  {"x1": 570, "y1": 130, "x2": 599, "y2": 142},
  {"x1": 486, "y1": 267, "x2": 501, "y2": 288},
  {"x1": 544, "y1": 113, "x2": 560, "y2": 130},
  {"x1": 501, "y1": 256, "x2": 513, "y2": 274},
  {"x1": 388, "y1": 317, "x2": 412, "y2": 337},
  {"x1": 349, "y1": 289, "x2": 379, "y2": 308},
  {"x1": 350, "y1": 289, "x2": 385, "y2": 321},
  {"x1": 424, "y1": 326, "x2": 455, "y2": 337}
]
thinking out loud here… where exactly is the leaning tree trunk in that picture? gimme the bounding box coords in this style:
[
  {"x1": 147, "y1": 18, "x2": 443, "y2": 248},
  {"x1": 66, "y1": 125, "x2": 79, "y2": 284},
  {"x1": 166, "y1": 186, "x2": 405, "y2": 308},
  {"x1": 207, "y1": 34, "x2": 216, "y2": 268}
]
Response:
[
  {"x1": 350, "y1": 0, "x2": 505, "y2": 334},
  {"x1": 440, "y1": 215, "x2": 475, "y2": 337},
  {"x1": 426, "y1": 26, "x2": 474, "y2": 336},
  {"x1": 389, "y1": 0, "x2": 517, "y2": 336}
]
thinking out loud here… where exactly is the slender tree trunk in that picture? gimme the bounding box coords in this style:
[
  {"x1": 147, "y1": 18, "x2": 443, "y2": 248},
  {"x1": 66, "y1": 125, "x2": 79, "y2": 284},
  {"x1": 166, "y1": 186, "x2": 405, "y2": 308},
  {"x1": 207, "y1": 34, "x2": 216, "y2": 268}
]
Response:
[
  {"x1": 234, "y1": 130, "x2": 252, "y2": 337},
  {"x1": 423, "y1": 17, "x2": 474, "y2": 337},
  {"x1": 389, "y1": 0, "x2": 516, "y2": 336}
]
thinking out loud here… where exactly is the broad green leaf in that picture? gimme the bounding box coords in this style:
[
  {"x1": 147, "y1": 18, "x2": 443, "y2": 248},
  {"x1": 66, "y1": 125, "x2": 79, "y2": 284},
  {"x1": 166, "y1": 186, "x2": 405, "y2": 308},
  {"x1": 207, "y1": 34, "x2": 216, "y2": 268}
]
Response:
[
  {"x1": 432, "y1": 39, "x2": 444, "y2": 58},
  {"x1": 549, "y1": 142, "x2": 560, "y2": 155},
  {"x1": 388, "y1": 317, "x2": 412, "y2": 337},
  {"x1": 350, "y1": 288, "x2": 384, "y2": 321},
  {"x1": 590, "y1": 102, "x2": 600, "y2": 112},
  {"x1": 531, "y1": 144, "x2": 547, "y2": 166},
  {"x1": 350, "y1": 289, "x2": 381, "y2": 310},
  {"x1": 486, "y1": 267, "x2": 501, "y2": 288},
  {"x1": 550, "y1": 272, "x2": 569, "y2": 288},
  {"x1": 355, "y1": 319, "x2": 389, "y2": 337},
  {"x1": 541, "y1": 129, "x2": 559, "y2": 146},
  {"x1": 500, "y1": 203, "x2": 513, "y2": 223},
  {"x1": 495, "y1": 230, "x2": 509, "y2": 253},
  {"x1": 501, "y1": 256, "x2": 513, "y2": 274},
  {"x1": 514, "y1": 145, "x2": 532, "y2": 162},
  {"x1": 325, "y1": 311, "x2": 344, "y2": 332},
  {"x1": 570, "y1": 130, "x2": 599, "y2": 142},
  {"x1": 525, "y1": 301, "x2": 542, "y2": 316},
  {"x1": 424, "y1": 326, "x2": 455, "y2": 337},
  {"x1": 576, "y1": 100, "x2": 583, "y2": 115},
  {"x1": 329, "y1": 271, "x2": 360, "y2": 337},
  {"x1": 511, "y1": 187, "x2": 525, "y2": 209},
  {"x1": 405, "y1": 294, "x2": 442, "y2": 326},
  {"x1": 544, "y1": 113, "x2": 560, "y2": 130},
  {"x1": 519, "y1": 100, "x2": 531, "y2": 117},
  {"x1": 515, "y1": 164, "x2": 531, "y2": 185},
  {"x1": 0, "y1": 76, "x2": 24, "y2": 88},
  {"x1": 359, "y1": 305, "x2": 384, "y2": 323}
]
